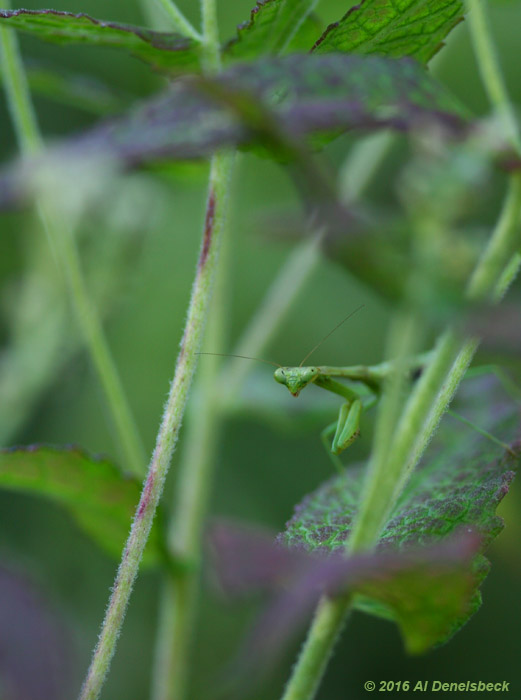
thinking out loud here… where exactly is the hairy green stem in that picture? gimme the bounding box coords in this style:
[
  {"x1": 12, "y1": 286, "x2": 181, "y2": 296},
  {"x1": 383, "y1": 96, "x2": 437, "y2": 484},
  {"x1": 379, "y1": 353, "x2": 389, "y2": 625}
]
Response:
[
  {"x1": 281, "y1": 595, "x2": 352, "y2": 700},
  {"x1": 78, "y1": 150, "x2": 234, "y2": 700},
  {"x1": 0, "y1": 12, "x2": 145, "y2": 476},
  {"x1": 146, "y1": 2, "x2": 228, "y2": 697},
  {"x1": 150, "y1": 262, "x2": 226, "y2": 700},
  {"x1": 282, "y1": 2, "x2": 521, "y2": 695}
]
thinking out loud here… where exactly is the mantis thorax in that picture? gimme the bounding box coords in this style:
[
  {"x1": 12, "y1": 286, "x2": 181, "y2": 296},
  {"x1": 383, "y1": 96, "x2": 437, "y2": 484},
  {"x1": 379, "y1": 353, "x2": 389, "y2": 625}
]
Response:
[{"x1": 274, "y1": 366, "x2": 319, "y2": 397}]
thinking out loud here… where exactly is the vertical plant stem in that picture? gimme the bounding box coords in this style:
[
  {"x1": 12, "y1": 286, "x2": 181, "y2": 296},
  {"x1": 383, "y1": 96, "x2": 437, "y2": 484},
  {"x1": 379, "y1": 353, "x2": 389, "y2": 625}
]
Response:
[
  {"x1": 281, "y1": 595, "x2": 352, "y2": 700},
  {"x1": 0, "y1": 21, "x2": 39, "y2": 153},
  {"x1": 150, "y1": 261, "x2": 226, "y2": 700},
  {"x1": 148, "y1": 2, "x2": 225, "y2": 698},
  {"x1": 282, "y1": 3, "x2": 521, "y2": 697},
  {"x1": 0, "y1": 10, "x2": 145, "y2": 476},
  {"x1": 464, "y1": 0, "x2": 521, "y2": 154},
  {"x1": 79, "y1": 149, "x2": 234, "y2": 700},
  {"x1": 143, "y1": 0, "x2": 202, "y2": 40},
  {"x1": 220, "y1": 232, "x2": 323, "y2": 405},
  {"x1": 80, "y1": 0, "x2": 232, "y2": 694}
]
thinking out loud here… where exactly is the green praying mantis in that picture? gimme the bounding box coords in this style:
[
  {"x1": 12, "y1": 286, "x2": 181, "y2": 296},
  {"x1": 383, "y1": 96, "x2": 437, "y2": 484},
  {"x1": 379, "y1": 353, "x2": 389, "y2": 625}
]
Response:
[
  {"x1": 271, "y1": 308, "x2": 430, "y2": 471},
  {"x1": 200, "y1": 306, "x2": 516, "y2": 471},
  {"x1": 202, "y1": 307, "x2": 429, "y2": 472}
]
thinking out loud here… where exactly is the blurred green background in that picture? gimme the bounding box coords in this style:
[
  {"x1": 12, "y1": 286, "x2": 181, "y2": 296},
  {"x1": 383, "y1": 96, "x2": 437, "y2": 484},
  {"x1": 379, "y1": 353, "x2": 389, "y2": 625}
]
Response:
[{"x1": 0, "y1": 1, "x2": 520, "y2": 698}]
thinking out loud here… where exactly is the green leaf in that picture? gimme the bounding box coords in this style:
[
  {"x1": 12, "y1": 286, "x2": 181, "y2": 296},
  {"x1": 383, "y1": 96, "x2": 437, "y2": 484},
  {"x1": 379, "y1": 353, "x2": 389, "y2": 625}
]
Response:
[
  {"x1": 351, "y1": 545, "x2": 488, "y2": 653},
  {"x1": 281, "y1": 374, "x2": 520, "y2": 651},
  {"x1": 313, "y1": 0, "x2": 464, "y2": 64},
  {"x1": 224, "y1": 0, "x2": 322, "y2": 60},
  {"x1": 0, "y1": 9, "x2": 202, "y2": 73},
  {"x1": 0, "y1": 445, "x2": 163, "y2": 567}
]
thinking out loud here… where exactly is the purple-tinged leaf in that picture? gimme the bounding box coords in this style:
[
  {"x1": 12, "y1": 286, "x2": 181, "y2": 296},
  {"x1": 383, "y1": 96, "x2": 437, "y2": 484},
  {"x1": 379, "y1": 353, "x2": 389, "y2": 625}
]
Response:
[
  {"x1": 0, "y1": 9, "x2": 202, "y2": 73},
  {"x1": 0, "y1": 445, "x2": 164, "y2": 566},
  {"x1": 0, "y1": 54, "x2": 466, "y2": 209},
  {"x1": 209, "y1": 520, "x2": 482, "y2": 686},
  {"x1": 313, "y1": 0, "x2": 464, "y2": 64},
  {"x1": 0, "y1": 566, "x2": 73, "y2": 700},
  {"x1": 224, "y1": 0, "x2": 323, "y2": 60},
  {"x1": 55, "y1": 54, "x2": 466, "y2": 161}
]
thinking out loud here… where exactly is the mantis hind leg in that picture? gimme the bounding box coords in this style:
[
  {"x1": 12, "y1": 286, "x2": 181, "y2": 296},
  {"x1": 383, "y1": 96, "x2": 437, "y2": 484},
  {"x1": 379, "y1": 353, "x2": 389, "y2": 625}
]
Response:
[{"x1": 321, "y1": 422, "x2": 345, "y2": 474}]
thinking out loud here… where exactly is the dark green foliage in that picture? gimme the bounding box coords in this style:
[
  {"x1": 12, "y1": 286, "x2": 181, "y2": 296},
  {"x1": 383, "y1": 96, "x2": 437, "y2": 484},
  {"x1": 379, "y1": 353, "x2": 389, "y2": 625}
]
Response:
[
  {"x1": 224, "y1": 0, "x2": 322, "y2": 59},
  {"x1": 0, "y1": 445, "x2": 162, "y2": 566},
  {"x1": 0, "y1": 9, "x2": 202, "y2": 73},
  {"x1": 313, "y1": 0, "x2": 464, "y2": 64},
  {"x1": 281, "y1": 377, "x2": 519, "y2": 651},
  {"x1": 283, "y1": 415, "x2": 517, "y2": 553}
]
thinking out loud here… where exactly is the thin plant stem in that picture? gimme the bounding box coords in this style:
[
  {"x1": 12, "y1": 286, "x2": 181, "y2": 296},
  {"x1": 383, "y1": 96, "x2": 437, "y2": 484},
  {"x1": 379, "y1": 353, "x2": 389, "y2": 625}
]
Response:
[
  {"x1": 144, "y1": 0, "x2": 203, "y2": 41},
  {"x1": 281, "y1": 595, "x2": 352, "y2": 700},
  {"x1": 0, "y1": 22, "x2": 39, "y2": 153},
  {"x1": 0, "y1": 12, "x2": 146, "y2": 476},
  {"x1": 220, "y1": 232, "x2": 324, "y2": 406},
  {"x1": 281, "y1": 1, "x2": 521, "y2": 695},
  {"x1": 78, "y1": 149, "x2": 234, "y2": 700},
  {"x1": 148, "y1": 2, "x2": 226, "y2": 698},
  {"x1": 200, "y1": 0, "x2": 221, "y2": 71},
  {"x1": 464, "y1": 0, "x2": 521, "y2": 154},
  {"x1": 150, "y1": 242, "x2": 227, "y2": 700},
  {"x1": 467, "y1": 174, "x2": 521, "y2": 300}
]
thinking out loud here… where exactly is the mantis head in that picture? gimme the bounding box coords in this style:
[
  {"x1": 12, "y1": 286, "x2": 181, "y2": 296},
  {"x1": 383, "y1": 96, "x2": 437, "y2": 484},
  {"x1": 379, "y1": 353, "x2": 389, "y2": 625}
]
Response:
[{"x1": 274, "y1": 366, "x2": 319, "y2": 397}]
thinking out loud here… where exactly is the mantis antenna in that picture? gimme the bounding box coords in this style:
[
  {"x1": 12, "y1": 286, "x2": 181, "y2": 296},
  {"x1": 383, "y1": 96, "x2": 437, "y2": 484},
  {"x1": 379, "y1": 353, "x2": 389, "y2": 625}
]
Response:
[
  {"x1": 196, "y1": 352, "x2": 282, "y2": 368},
  {"x1": 299, "y1": 304, "x2": 365, "y2": 367}
]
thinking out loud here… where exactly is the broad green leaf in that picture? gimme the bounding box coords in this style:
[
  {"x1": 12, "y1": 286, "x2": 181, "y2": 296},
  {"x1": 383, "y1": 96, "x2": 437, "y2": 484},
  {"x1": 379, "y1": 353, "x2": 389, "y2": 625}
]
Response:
[
  {"x1": 281, "y1": 375, "x2": 520, "y2": 651},
  {"x1": 0, "y1": 9, "x2": 202, "y2": 73},
  {"x1": 351, "y1": 546, "x2": 488, "y2": 653},
  {"x1": 0, "y1": 445, "x2": 163, "y2": 567},
  {"x1": 225, "y1": 0, "x2": 322, "y2": 60},
  {"x1": 313, "y1": 0, "x2": 464, "y2": 64}
]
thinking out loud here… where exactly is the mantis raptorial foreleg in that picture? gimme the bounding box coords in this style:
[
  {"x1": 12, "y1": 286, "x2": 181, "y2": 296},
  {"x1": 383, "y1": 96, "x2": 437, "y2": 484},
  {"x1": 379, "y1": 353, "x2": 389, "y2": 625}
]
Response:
[
  {"x1": 273, "y1": 357, "x2": 427, "y2": 469},
  {"x1": 321, "y1": 398, "x2": 364, "y2": 473}
]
